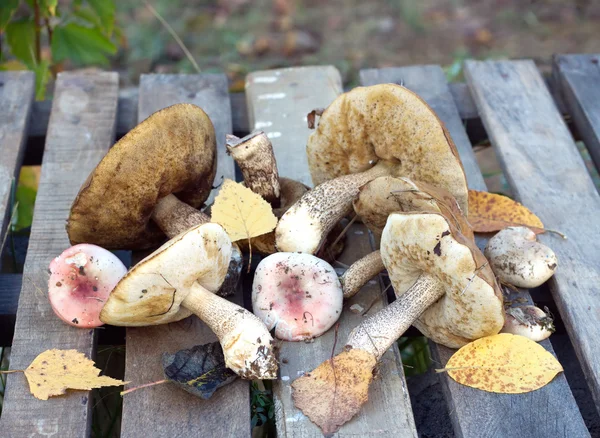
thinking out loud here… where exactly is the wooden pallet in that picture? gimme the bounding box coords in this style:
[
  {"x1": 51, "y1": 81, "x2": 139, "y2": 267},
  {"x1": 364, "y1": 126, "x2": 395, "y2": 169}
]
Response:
[{"x1": 0, "y1": 56, "x2": 599, "y2": 437}]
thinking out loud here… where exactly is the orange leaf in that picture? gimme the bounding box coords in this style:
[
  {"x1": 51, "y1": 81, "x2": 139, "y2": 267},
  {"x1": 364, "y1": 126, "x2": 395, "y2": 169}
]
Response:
[{"x1": 468, "y1": 190, "x2": 544, "y2": 234}]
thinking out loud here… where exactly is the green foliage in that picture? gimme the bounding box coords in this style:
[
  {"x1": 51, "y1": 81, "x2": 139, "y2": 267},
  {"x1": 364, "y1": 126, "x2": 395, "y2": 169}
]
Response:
[
  {"x1": 398, "y1": 337, "x2": 431, "y2": 377},
  {"x1": 251, "y1": 381, "x2": 275, "y2": 429},
  {"x1": 0, "y1": 0, "x2": 119, "y2": 99}
]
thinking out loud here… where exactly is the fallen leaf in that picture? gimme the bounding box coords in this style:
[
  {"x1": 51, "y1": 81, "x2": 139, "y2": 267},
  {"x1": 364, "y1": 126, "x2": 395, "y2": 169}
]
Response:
[
  {"x1": 440, "y1": 333, "x2": 563, "y2": 393},
  {"x1": 292, "y1": 348, "x2": 376, "y2": 435},
  {"x1": 22, "y1": 349, "x2": 125, "y2": 400},
  {"x1": 468, "y1": 190, "x2": 544, "y2": 233},
  {"x1": 162, "y1": 342, "x2": 237, "y2": 399},
  {"x1": 211, "y1": 179, "x2": 277, "y2": 242}
]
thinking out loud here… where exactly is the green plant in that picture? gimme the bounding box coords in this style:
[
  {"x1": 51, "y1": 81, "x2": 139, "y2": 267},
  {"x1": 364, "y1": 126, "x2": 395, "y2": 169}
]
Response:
[
  {"x1": 251, "y1": 380, "x2": 274, "y2": 429},
  {"x1": 0, "y1": 0, "x2": 120, "y2": 100}
]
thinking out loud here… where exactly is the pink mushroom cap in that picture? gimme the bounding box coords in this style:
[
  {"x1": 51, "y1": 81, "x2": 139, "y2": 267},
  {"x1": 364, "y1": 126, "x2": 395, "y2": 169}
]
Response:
[
  {"x1": 48, "y1": 244, "x2": 127, "y2": 328},
  {"x1": 252, "y1": 252, "x2": 343, "y2": 341}
]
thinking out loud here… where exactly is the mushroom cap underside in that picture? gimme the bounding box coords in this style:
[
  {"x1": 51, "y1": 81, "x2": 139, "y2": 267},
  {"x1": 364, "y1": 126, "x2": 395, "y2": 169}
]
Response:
[
  {"x1": 100, "y1": 223, "x2": 231, "y2": 326},
  {"x1": 381, "y1": 212, "x2": 504, "y2": 348},
  {"x1": 306, "y1": 83, "x2": 469, "y2": 214},
  {"x1": 68, "y1": 103, "x2": 217, "y2": 249}
]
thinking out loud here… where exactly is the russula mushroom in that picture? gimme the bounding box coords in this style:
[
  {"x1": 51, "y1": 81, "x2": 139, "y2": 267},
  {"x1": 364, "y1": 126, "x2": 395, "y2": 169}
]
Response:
[
  {"x1": 502, "y1": 305, "x2": 555, "y2": 342},
  {"x1": 100, "y1": 222, "x2": 277, "y2": 380},
  {"x1": 275, "y1": 84, "x2": 468, "y2": 254},
  {"x1": 292, "y1": 212, "x2": 504, "y2": 433},
  {"x1": 66, "y1": 103, "x2": 241, "y2": 296},
  {"x1": 48, "y1": 244, "x2": 127, "y2": 328},
  {"x1": 485, "y1": 227, "x2": 558, "y2": 288},
  {"x1": 252, "y1": 253, "x2": 343, "y2": 341}
]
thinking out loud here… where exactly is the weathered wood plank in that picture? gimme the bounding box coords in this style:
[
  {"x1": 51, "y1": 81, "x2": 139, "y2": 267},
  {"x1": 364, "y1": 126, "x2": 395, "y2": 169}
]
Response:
[
  {"x1": 121, "y1": 73, "x2": 250, "y2": 438},
  {"x1": 361, "y1": 65, "x2": 589, "y2": 438},
  {"x1": 0, "y1": 72, "x2": 119, "y2": 437},
  {"x1": 465, "y1": 58, "x2": 600, "y2": 420},
  {"x1": 0, "y1": 72, "x2": 35, "y2": 268},
  {"x1": 246, "y1": 66, "x2": 417, "y2": 437},
  {"x1": 553, "y1": 54, "x2": 600, "y2": 172}
]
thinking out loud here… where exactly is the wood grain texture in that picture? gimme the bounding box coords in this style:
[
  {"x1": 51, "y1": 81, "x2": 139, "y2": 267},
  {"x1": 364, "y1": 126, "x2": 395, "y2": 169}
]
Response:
[
  {"x1": 245, "y1": 66, "x2": 417, "y2": 437},
  {"x1": 553, "y1": 54, "x2": 600, "y2": 171},
  {"x1": 361, "y1": 65, "x2": 589, "y2": 438},
  {"x1": 465, "y1": 58, "x2": 600, "y2": 427},
  {"x1": 121, "y1": 73, "x2": 251, "y2": 438},
  {"x1": 0, "y1": 72, "x2": 118, "y2": 437},
  {"x1": 0, "y1": 72, "x2": 35, "y2": 269}
]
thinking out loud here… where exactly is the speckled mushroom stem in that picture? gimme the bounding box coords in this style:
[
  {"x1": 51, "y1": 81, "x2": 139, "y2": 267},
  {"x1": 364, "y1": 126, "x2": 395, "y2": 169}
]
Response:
[
  {"x1": 226, "y1": 132, "x2": 281, "y2": 208},
  {"x1": 152, "y1": 194, "x2": 242, "y2": 297},
  {"x1": 340, "y1": 250, "x2": 384, "y2": 299},
  {"x1": 276, "y1": 161, "x2": 392, "y2": 254},
  {"x1": 346, "y1": 273, "x2": 444, "y2": 360},
  {"x1": 182, "y1": 282, "x2": 278, "y2": 380}
]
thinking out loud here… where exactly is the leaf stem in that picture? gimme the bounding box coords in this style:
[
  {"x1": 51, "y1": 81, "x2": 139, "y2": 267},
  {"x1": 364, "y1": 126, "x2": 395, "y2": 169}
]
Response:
[
  {"x1": 120, "y1": 379, "x2": 168, "y2": 396},
  {"x1": 32, "y1": 0, "x2": 42, "y2": 64},
  {"x1": 0, "y1": 369, "x2": 24, "y2": 374}
]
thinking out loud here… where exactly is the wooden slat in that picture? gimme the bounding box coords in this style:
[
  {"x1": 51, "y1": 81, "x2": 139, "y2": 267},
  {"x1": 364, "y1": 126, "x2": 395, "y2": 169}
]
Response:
[
  {"x1": 361, "y1": 65, "x2": 589, "y2": 438},
  {"x1": 121, "y1": 74, "x2": 250, "y2": 438},
  {"x1": 246, "y1": 66, "x2": 417, "y2": 437},
  {"x1": 0, "y1": 72, "x2": 35, "y2": 267},
  {"x1": 553, "y1": 54, "x2": 600, "y2": 172},
  {"x1": 0, "y1": 72, "x2": 118, "y2": 437},
  {"x1": 465, "y1": 58, "x2": 600, "y2": 419}
]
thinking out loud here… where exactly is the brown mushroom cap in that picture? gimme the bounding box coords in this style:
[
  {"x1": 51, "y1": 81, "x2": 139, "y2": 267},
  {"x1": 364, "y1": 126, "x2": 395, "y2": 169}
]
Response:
[
  {"x1": 382, "y1": 212, "x2": 503, "y2": 347},
  {"x1": 307, "y1": 83, "x2": 469, "y2": 214},
  {"x1": 68, "y1": 103, "x2": 217, "y2": 249}
]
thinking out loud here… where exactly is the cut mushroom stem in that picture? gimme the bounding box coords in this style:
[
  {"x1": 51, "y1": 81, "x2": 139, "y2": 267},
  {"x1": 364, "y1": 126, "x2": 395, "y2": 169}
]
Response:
[
  {"x1": 346, "y1": 274, "x2": 444, "y2": 359},
  {"x1": 276, "y1": 161, "x2": 391, "y2": 254},
  {"x1": 340, "y1": 250, "x2": 384, "y2": 299},
  {"x1": 502, "y1": 305, "x2": 555, "y2": 342},
  {"x1": 226, "y1": 131, "x2": 281, "y2": 207}
]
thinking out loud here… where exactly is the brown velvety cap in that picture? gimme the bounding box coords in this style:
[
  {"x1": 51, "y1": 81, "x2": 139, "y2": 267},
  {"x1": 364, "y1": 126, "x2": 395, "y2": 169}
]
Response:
[
  {"x1": 307, "y1": 84, "x2": 469, "y2": 215},
  {"x1": 67, "y1": 103, "x2": 217, "y2": 249}
]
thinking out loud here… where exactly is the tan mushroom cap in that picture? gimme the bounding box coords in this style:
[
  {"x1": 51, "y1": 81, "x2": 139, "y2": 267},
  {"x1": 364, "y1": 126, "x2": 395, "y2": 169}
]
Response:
[
  {"x1": 307, "y1": 83, "x2": 469, "y2": 214},
  {"x1": 381, "y1": 212, "x2": 503, "y2": 347},
  {"x1": 68, "y1": 103, "x2": 217, "y2": 249},
  {"x1": 354, "y1": 176, "x2": 473, "y2": 240},
  {"x1": 100, "y1": 222, "x2": 231, "y2": 326}
]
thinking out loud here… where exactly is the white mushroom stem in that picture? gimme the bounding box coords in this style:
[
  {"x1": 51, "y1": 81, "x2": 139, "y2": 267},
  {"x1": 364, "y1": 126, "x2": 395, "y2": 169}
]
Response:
[
  {"x1": 152, "y1": 194, "x2": 242, "y2": 297},
  {"x1": 502, "y1": 305, "x2": 555, "y2": 342},
  {"x1": 182, "y1": 282, "x2": 277, "y2": 379},
  {"x1": 340, "y1": 250, "x2": 384, "y2": 299},
  {"x1": 276, "y1": 161, "x2": 391, "y2": 254},
  {"x1": 226, "y1": 132, "x2": 281, "y2": 207},
  {"x1": 346, "y1": 273, "x2": 444, "y2": 360}
]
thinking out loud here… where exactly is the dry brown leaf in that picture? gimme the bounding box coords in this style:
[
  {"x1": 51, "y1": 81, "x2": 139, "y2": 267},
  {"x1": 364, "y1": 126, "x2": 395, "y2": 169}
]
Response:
[
  {"x1": 468, "y1": 190, "x2": 544, "y2": 233},
  {"x1": 19, "y1": 349, "x2": 126, "y2": 400},
  {"x1": 292, "y1": 348, "x2": 376, "y2": 435},
  {"x1": 440, "y1": 333, "x2": 563, "y2": 393}
]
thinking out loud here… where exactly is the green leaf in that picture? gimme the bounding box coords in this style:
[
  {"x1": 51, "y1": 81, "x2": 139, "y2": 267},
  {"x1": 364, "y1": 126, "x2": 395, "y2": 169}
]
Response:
[
  {"x1": 33, "y1": 60, "x2": 51, "y2": 100},
  {"x1": 87, "y1": 0, "x2": 115, "y2": 34},
  {"x1": 0, "y1": 0, "x2": 20, "y2": 31},
  {"x1": 5, "y1": 19, "x2": 37, "y2": 68},
  {"x1": 52, "y1": 23, "x2": 116, "y2": 66},
  {"x1": 40, "y1": 0, "x2": 58, "y2": 16}
]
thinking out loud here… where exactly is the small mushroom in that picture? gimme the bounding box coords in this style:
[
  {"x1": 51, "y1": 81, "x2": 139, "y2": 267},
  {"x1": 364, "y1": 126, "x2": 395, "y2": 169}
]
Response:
[
  {"x1": 339, "y1": 250, "x2": 384, "y2": 300},
  {"x1": 275, "y1": 84, "x2": 468, "y2": 254},
  {"x1": 252, "y1": 253, "x2": 343, "y2": 341},
  {"x1": 48, "y1": 244, "x2": 127, "y2": 328},
  {"x1": 100, "y1": 222, "x2": 277, "y2": 380},
  {"x1": 502, "y1": 305, "x2": 555, "y2": 342},
  {"x1": 485, "y1": 227, "x2": 558, "y2": 288}
]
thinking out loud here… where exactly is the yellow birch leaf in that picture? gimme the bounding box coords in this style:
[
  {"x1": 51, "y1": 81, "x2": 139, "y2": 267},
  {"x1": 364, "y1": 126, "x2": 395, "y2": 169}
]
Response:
[
  {"x1": 23, "y1": 349, "x2": 126, "y2": 400},
  {"x1": 211, "y1": 179, "x2": 277, "y2": 242},
  {"x1": 468, "y1": 190, "x2": 544, "y2": 234},
  {"x1": 442, "y1": 333, "x2": 563, "y2": 394}
]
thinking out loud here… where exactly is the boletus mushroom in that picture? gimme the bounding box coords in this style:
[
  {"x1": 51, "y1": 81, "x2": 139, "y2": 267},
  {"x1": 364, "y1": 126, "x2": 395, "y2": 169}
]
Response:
[
  {"x1": 100, "y1": 222, "x2": 277, "y2": 379},
  {"x1": 292, "y1": 211, "x2": 503, "y2": 434},
  {"x1": 67, "y1": 103, "x2": 241, "y2": 296},
  {"x1": 275, "y1": 84, "x2": 468, "y2": 254},
  {"x1": 502, "y1": 305, "x2": 555, "y2": 342}
]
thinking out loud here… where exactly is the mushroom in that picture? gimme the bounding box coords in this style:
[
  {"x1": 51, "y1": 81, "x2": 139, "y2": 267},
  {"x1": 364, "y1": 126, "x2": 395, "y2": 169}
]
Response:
[
  {"x1": 292, "y1": 211, "x2": 504, "y2": 433},
  {"x1": 67, "y1": 103, "x2": 241, "y2": 296},
  {"x1": 252, "y1": 252, "x2": 343, "y2": 341},
  {"x1": 48, "y1": 244, "x2": 127, "y2": 328},
  {"x1": 339, "y1": 250, "x2": 384, "y2": 300},
  {"x1": 502, "y1": 305, "x2": 555, "y2": 342},
  {"x1": 484, "y1": 227, "x2": 558, "y2": 288},
  {"x1": 100, "y1": 222, "x2": 278, "y2": 380},
  {"x1": 275, "y1": 84, "x2": 468, "y2": 254}
]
